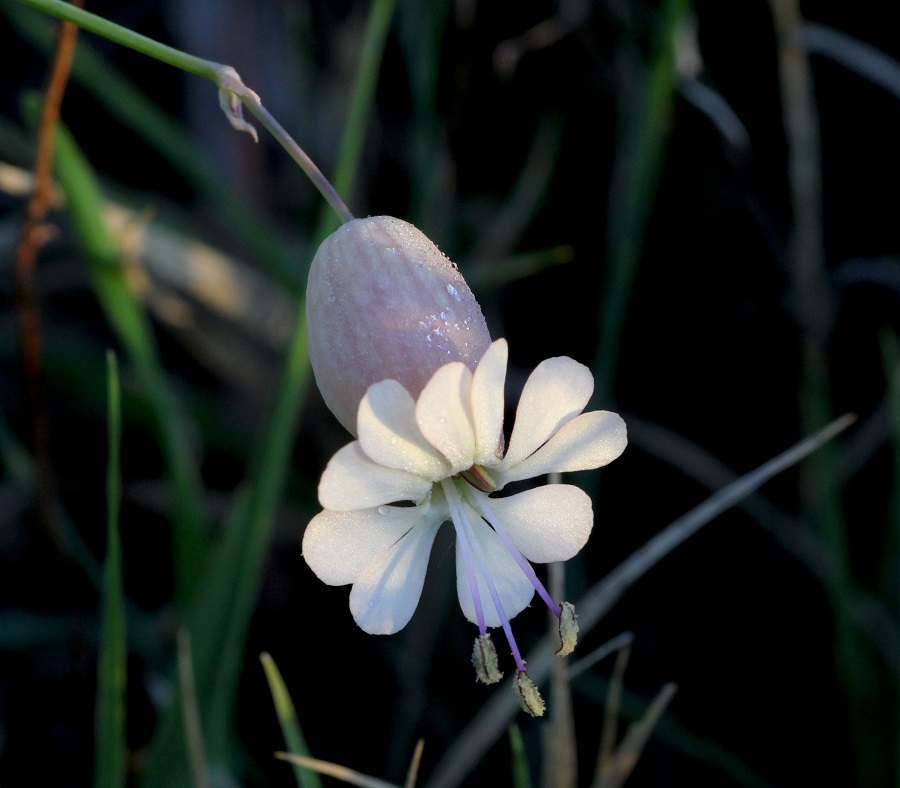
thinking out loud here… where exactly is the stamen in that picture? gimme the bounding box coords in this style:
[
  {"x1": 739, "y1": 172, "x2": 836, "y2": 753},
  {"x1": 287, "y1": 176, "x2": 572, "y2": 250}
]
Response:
[
  {"x1": 556, "y1": 601, "x2": 578, "y2": 657},
  {"x1": 459, "y1": 464, "x2": 497, "y2": 493},
  {"x1": 515, "y1": 671, "x2": 546, "y2": 717},
  {"x1": 466, "y1": 489, "x2": 562, "y2": 618},
  {"x1": 442, "y1": 479, "x2": 487, "y2": 635},
  {"x1": 472, "y1": 633, "x2": 503, "y2": 684},
  {"x1": 445, "y1": 480, "x2": 528, "y2": 673}
]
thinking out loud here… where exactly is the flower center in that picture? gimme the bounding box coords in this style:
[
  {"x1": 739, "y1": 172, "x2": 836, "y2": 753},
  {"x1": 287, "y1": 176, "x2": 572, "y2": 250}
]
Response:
[{"x1": 457, "y1": 464, "x2": 497, "y2": 493}]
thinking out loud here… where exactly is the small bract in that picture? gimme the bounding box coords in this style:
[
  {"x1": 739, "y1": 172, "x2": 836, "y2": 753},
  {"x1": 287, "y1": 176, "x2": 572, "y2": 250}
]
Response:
[{"x1": 306, "y1": 216, "x2": 492, "y2": 434}]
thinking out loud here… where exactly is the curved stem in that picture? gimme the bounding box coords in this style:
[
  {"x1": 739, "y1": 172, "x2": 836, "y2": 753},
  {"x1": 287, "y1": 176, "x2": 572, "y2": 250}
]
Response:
[
  {"x1": 16, "y1": 0, "x2": 217, "y2": 78},
  {"x1": 14, "y1": 0, "x2": 355, "y2": 225},
  {"x1": 236, "y1": 91, "x2": 354, "y2": 224}
]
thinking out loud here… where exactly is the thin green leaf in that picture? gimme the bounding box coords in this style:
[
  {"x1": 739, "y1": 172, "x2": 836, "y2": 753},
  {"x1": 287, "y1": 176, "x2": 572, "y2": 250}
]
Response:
[
  {"x1": 508, "y1": 724, "x2": 532, "y2": 788},
  {"x1": 94, "y1": 351, "x2": 127, "y2": 788},
  {"x1": 44, "y1": 108, "x2": 208, "y2": 606},
  {"x1": 593, "y1": 0, "x2": 690, "y2": 405},
  {"x1": 177, "y1": 630, "x2": 210, "y2": 788},
  {"x1": 260, "y1": 653, "x2": 322, "y2": 788}
]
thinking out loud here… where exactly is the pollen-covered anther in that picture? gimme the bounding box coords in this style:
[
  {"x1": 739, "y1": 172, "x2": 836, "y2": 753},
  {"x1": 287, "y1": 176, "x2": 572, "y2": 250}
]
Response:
[
  {"x1": 556, "y1": 601, "x2": 579, "y2": 657},
  {"x1": 472, "y1": 633, "x2": 504, "y2": 684},
  {"x1": 515, "y1": 671, "x2": 546, "y2": 717},
  {"x1": 458, "y1": 464, "x2": 497, "y2": 493}
]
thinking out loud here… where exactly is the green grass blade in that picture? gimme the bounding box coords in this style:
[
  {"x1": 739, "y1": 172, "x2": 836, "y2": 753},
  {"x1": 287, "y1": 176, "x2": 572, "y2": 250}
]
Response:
[
  {"x1": 593, "y1": 0, "x2": 689, "y2": 405},
  {"x1": 260, "y1": 653, "x2": 322, "y2": 788},
  {"x1": 94, "y1": 351, "x2": 127, "y2": 788},
  {"x1": 45, "y1": 106, "x2": 208, "y2": 605},
  {"x1": 508, "y1": 724, "x2": 532, "y2": 788},
  {"x1": 395, "y1": 0, "x2": 450, "y2": 228}
]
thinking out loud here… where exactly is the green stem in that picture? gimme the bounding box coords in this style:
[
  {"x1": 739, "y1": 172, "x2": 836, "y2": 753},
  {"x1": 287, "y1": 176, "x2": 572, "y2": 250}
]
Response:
[
  {"x1": 16, "y1": 0, "x2": 215, "y2": 78},
  {"x1": 15, "y1": 0, "x2": 354, "y2": 224}
]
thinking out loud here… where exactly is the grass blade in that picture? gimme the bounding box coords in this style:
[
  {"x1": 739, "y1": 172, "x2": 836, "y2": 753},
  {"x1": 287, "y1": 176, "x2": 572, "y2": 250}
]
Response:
[
  {"x1": 594, "y1": 683, "x2": 677, "y2": 788},
  {"x1": 593, "y1": 0, "x2": 689, "y2": 405},
  {"x1": 94, "y1": 351, "x2": 126, "y2": 788},
  {"x1": 177, "y1": 630, "x2": 210, "y2": 788},
  {"x1": 508, "y1": 724, "x2": 532, "y2": 788},
  {"x1": 275, "y1": 754, "x2": 401, "y2": 788},
  {"x1": 47, "y1": 110, "x2": 208, "y2": 606},
  {"x1": 260, "y1": 652, "x2": 322, "y2": 788}
]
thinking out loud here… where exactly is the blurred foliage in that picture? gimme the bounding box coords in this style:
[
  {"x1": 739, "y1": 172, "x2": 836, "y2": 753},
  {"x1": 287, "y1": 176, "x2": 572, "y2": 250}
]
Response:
[{"x1": 1, "y1": 1, "x2": 899, "y2": 786}]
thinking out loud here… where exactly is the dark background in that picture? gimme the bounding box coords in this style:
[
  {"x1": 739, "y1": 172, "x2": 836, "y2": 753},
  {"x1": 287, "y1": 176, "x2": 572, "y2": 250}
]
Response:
[{"x1": 1, "y1": 0, "x2": 899, "y2": 785}]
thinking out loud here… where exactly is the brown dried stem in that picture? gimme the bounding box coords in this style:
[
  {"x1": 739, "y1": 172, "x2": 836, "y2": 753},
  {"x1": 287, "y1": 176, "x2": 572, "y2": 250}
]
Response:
[{"x1": 14, "y1": 2, "x2": 82, "y2": 544}]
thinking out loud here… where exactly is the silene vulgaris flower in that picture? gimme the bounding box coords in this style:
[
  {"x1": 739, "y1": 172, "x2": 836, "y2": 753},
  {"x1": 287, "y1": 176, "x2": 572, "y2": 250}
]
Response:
[{"x1": 302, "y1": 337, "x2": 627, "y2": 715}]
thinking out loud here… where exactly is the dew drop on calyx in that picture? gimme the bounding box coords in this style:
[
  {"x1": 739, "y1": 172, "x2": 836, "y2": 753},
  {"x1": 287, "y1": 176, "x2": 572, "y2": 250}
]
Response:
[{"x1": 446, "y1": 283, "x2": 462, "y2": 301}]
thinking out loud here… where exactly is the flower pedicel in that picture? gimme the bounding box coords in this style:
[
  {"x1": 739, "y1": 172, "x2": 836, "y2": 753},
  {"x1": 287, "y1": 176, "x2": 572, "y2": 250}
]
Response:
[{"x1": 303, "y1": 216, "x2": 627, "y2": 715}]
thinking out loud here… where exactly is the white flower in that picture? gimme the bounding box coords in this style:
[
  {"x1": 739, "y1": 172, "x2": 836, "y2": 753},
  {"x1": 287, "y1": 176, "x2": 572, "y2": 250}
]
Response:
[{"x1": 302, "y1": 338, "x2": 626, "y2": 712}]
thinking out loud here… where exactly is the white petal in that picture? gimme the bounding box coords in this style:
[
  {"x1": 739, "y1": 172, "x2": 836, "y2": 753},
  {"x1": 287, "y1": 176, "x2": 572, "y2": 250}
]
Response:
[
  {"x1": 319, "y1": 442, "x2": 433, "y2": 511},
  {"x1": 497, "y1": 410, "x2": 627, "y2": 485},
  {"x1": 302, "y1": 503, "x2": 442, "y2": 585},
  {"x1": 481, "y1": 485, "x2": 593, "y2": 563},
  {"x1": 502, "y1": 356, "x2": 594, "y2": 469},
  {"x1": 471, "y1": 339, "x2": 508, "y2": 467},
  {"x1": 349, "y1": 512, "x2": 445, "y2": 634},
  {"x1": 415, "y1": 362, "x2": 475, "y2": 473},
  {"x1": 357, "y1": 379, "x2": 451, "y2": 479},
  {"x1": 455, "y1": 509, "x2": 535, "y2": 628}
]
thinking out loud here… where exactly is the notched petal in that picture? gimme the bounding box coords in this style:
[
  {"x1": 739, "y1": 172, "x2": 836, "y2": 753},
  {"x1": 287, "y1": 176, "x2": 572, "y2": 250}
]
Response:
[
  {"x1": 498, "y1": 410, "x2": 627, "y2": 485},
  {"x1": 481, "y1": 485, "x2": 593, "y2": 564},
  {"x1": 502, "y1": 355, "x2": 594, "y2": 469},
  {"x1": 471, "y1": 339, "x2": 508, "y2": 466},
  {"x1": 349, "y1": 515, "x2": 443, "y2": 634},
  {"x1": 302, "y1": 505, "x2": 429, "y2": 586},
  {"x1": 319, "y1": 442, "x2": 433, "y2": 511},
  {"x1": 358, "y1": 379, "x2": 451, "y2": 479},
  {"x1": 415, "y1": 362, "x2": 476, "y2": 473}
]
